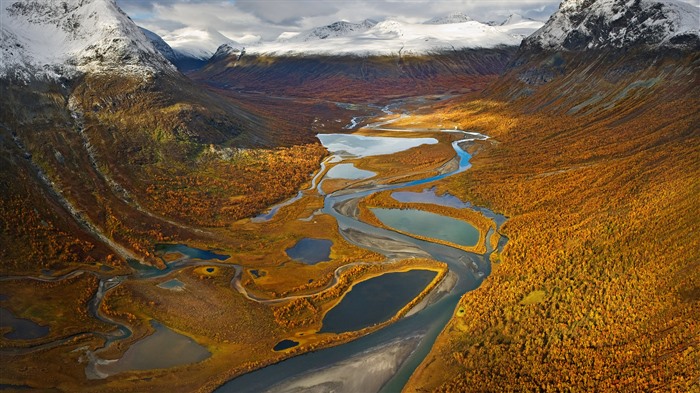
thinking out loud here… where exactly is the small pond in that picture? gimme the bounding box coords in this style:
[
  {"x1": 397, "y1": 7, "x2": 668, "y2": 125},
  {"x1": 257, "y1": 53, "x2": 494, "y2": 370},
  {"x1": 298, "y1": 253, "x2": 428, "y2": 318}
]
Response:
[
  {"x1": 325, "y1": 163, "x2": 375, "y2": 180},
  {"x1": 0, "y1": 308, "x2": 50, "y2": 340},
  {"x1": 317, "y1": 134, "x2": 437, "y2": 158},
  {"x1": 371, "y1": 208, "x2": 479, "y2": 247},
  {"x1": 250, "y1": 270, "x2": 265, "y2": 279},
  {"x1": 156, "y1": 244, "x2": 229, "y2": 261},
  {"x1": 319, "y1": 270, "x2": 436, "y2": 334},
  {"x1": 96, "y1": 320, "x2": 210, "y2": 375},
  {"x1": 273, "y1": 339, "x2": 299, "y2": 351},
  {"x1": 157, "y1": 279, "x2": 185, "y2": 291},
  {"x1": 285, "y1": 238, "x2": 333, "y2": 265}
]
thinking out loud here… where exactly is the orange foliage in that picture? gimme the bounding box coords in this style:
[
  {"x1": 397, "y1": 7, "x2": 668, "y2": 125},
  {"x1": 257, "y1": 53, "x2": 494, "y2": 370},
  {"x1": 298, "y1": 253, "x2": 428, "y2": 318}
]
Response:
[
  {"x1": 142, "y1": 144, "x2": 327, "y2": 227},
  {"x1": 0, "y1": 196, "x2": 99, "y2": 272},
  {"x1": 406, "y1": 57, "x2": 700, "y2": 392}
]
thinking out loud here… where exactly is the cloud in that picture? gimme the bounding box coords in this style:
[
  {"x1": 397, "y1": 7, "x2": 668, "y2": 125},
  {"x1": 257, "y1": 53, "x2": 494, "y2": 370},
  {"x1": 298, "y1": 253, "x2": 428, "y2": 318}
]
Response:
[
  {"x1": 117, "y1": 0, "x2": 699, "y2": 49},
  {"x1": 235, "y1": 0, "x2": 340, "y2": 25},
  {"x1": 118, "y1": 0, "x2": 561, "y2": 42}
]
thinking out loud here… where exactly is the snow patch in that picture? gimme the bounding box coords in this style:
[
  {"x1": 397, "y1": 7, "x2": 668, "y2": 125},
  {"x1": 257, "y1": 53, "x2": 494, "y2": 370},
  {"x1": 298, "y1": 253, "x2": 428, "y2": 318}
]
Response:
[
  {"x1": 525, "y1": 0, "x2": 700, "y2": 50},
  {"x1": 424, "y1": 12, "x2": 473, "y2": 24},
  {"x1": 0, "y1": 0, "x2": 174, "y2": 81},
  {"x1": 161, "y1": 26, "x2": 239, "y2": 60}
]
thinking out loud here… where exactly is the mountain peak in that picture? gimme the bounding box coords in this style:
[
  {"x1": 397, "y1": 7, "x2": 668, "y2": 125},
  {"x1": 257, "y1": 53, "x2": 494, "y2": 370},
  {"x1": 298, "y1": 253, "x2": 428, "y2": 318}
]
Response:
[
  {"x1": 0, "y1": 0, "x2": 174, "y2": 81},
  {"x1": 524, "y1": 0, "x2": 700, "y2": 51},
  {"x1": 244, "y1": 16, "x2": 541, "y2": 56},
  {"x1": 501, "y1": 13, "x2": 537, "y2": 26},
  {"x1": 424, "y1": 12, "x2": 473, "y2": 24},
  {"x1": 163, "y1": 27, "x2": 237, "y2": 60},
  {"x1": 211, "y1": 43, "x2": 242, "y2": 61},
  {"x1": 295, "y1": 19, "x2": 378, "y2": 42}
]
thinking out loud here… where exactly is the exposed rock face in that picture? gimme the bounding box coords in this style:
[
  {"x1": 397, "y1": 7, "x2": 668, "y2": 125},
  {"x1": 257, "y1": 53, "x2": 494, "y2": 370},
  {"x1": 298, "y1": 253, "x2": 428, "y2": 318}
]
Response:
[
  {"x1": 210, "y1": 43, "x2": 242, "y2": 62},
  {"x1": 524, "y1": 0, "x2": 700, "y2": 51},
  {"x1": 0, "y1": 0, "x2": 174, "y2": 81}
]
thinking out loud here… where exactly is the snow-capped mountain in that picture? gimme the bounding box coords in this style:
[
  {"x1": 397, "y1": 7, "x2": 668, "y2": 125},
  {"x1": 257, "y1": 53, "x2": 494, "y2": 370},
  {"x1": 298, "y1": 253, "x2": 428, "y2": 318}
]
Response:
[
  {"x1": 497, "y1": 13, "x2": 546, "y2": 39},
  {"x1": 140, "y1": 27, "x2": 181, "y2": 64},
  {"x1": 210, "y1": 43, "x2": 242, "y2": 62},
  {"x1": 0, "y1": 0, "x2": 174, "y2": 81},
  {"x1": 501, "y1": 13, "x2": 538, "y2": 26},
  {"x1": 140, "y1": 27, "x2": 210, "y2": 72},
  {"x1": 160, "y1": 27, "x2": 239, "y2": 60},
  {"x1": 246, "y1": 17, "x2": 542, "y2": 56},
  {"x1": 424, "y1": 12, "x2": 473, "y2": 24},
  {"x1": 524, "y1": 0, "x2": 700, "y2": 51},
  {"x1": 288, "y1": 19, "x2": 377, "y2": 42}
]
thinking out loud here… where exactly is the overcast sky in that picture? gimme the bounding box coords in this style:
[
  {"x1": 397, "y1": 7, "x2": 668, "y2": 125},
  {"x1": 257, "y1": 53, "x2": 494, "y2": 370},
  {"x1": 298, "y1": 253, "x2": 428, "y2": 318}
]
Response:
[{"x1": 116, "y1": 0, "x2": 565, "y2": 44}]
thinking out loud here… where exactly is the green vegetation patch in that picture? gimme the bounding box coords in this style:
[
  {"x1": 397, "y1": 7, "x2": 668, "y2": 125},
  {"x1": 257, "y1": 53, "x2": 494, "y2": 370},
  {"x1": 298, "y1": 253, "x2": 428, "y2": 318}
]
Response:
[{"x1": 519, "y1": 290, "x2": 546, "y2": 305}]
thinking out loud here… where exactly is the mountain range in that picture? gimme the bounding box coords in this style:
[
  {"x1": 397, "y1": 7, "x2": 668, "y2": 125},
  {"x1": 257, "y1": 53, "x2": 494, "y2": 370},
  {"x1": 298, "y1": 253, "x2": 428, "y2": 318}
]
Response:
[{"x1": 137, "y1": 12, "x2": 544, "y2": 69}]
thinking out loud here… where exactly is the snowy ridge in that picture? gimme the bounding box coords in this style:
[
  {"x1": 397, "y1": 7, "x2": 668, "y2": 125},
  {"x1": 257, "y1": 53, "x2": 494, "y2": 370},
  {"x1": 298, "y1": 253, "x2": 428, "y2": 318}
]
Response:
[
  {"x1": 501, "y1": 13, "x2": 538, "y2": 26},
  {"x1": 161, "y1": 27, "x2": 239, "y2": 60},
  {"x1": 140, "y1": 27, "x2": 183, "y2": 64},
  {"x1": 246, "y1": 17, "x2": 544, "y2": 56},
  {"x1": 525, "y1": 0, "x2": 700, "y2": 51},
  {"x1": 424, "y1": 12, "x2": 473, "y2": 24},
  {"x1": 287, "y1": 19, "x2": 377, "y2": 42},
  {"x1": 498, "y1": 13, "x2": 546, "y2": 39},
  {"x1": 0, "y1": 0, "x2": 174, "y2": 81},
  {"x1": 210, "y1": 43, "x2": 242, "y2": 62}
]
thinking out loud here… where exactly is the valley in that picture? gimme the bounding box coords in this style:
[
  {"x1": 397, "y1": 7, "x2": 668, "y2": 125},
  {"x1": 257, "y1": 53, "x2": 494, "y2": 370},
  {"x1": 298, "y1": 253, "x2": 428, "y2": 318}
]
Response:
[
  {"x1": 1, "y1": 94, "x2": 506, "y2": 392},
  {"x1": 1, "y1": 0, "x2": 698, "y2": 391}
]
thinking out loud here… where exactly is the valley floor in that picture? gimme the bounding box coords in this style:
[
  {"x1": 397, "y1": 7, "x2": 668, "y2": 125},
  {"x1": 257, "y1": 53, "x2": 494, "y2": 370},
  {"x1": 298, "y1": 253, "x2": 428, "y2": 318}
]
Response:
[
  {"x1": 403, "y1": 60, "x2": 700, "y2": 391},
  {"x1": 1, "y1": 52, "x2": 698, "y2": 393},
  {"x1": 0, "y1": 94, "x2": 500, "y2": 392}
]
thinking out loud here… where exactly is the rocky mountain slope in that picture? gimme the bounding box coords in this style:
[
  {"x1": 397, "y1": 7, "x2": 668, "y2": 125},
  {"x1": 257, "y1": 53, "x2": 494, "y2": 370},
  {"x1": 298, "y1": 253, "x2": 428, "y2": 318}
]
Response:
[
  {"x1": 524, "y1": 0, "x2": 699, "y2": 51},
  {"x1": 0, "y1": 0, "x2": 326, "y2": 272},
  {"x1": 193, "y1": 47, "x2": 517, "y2": 101},
  {"x1": 0, "y1": 0, "x2": 174, "y2": 81}
]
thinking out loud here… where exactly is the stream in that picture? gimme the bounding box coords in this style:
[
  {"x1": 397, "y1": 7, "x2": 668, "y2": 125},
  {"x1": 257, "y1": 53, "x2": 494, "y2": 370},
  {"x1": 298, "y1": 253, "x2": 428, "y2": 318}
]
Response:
[{"x1": 1, "y1": 99, "x2": 506, "y2": 392}]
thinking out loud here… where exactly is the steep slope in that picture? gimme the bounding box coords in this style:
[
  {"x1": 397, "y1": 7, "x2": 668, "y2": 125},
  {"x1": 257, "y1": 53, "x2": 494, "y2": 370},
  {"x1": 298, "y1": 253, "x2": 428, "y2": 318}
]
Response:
[
  {"x1": 139, "y1": 27, "x2": 207, "y2": 72},
  {"x1": 0, "y1": 0, "x2": 174, "y2": 81},
  {"x1": 162, "y1": 26, "x2": 239, "y2": 61},
  {"x1": 498, "y1": 13, "x2": 545, "y2": 38},
  {"x1": 193, "y1": 47, "x2": 517, "y2": 101},
  {"x1": 500, "y1": 13, "x2": 538, "y2": 25},
  {"x1": 524, "y1": 0, "x2": 699, "y2": 51},
  {"x1": 405, "y1": 0, "x2": 700, "y2": 391},
  {"x1": 0, "y1": 0, "x2": 326, "y2": 272}
]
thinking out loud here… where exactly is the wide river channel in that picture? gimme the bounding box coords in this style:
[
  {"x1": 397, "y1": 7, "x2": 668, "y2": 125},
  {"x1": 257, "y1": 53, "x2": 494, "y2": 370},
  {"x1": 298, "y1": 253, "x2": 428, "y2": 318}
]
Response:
[{"x1": 216, "y1": 103, "x2": 507, "y2": 392}]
